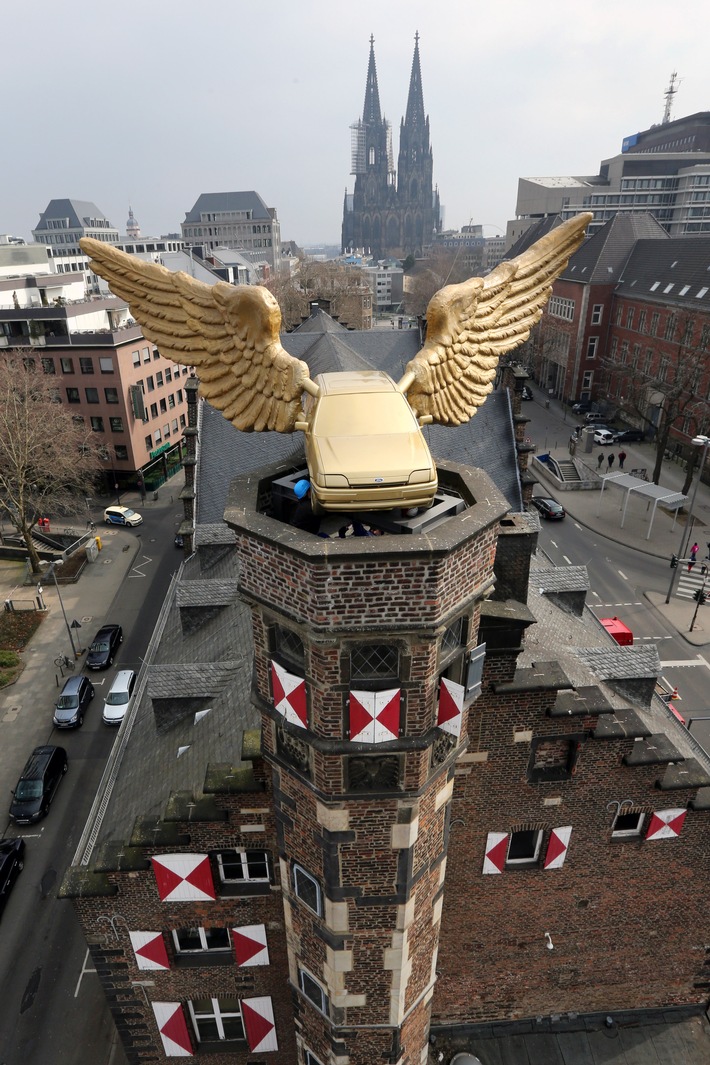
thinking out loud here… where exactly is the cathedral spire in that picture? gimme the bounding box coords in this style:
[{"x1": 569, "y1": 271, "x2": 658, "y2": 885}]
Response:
[
  {"x1": 362, "y1": 33, "x2": 383, "y2": 125},
  {"x1": 403, "y1": 30, "x2": 426, "y2": 131}
]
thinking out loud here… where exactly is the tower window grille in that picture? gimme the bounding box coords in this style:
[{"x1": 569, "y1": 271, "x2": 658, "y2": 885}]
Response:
[
  {"x1": 350, "y1": 644, "x2": 398, "y2": 682},
  {"x1": 274, "y1": 626, "x2": 305, "y2": 671}
]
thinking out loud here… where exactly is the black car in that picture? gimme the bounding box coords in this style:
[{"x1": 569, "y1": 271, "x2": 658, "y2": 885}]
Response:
[
  {"x1": 531, "y1": 496, "x2": 566, "y2": 521},
  {"x1": 0, "y1": 838, "x2": 25, "y2": 917},
  {"x1": 53, "y1": 674, "x2": 95, "y2": 728},
  {"x1": 572, "y1": 401, "x2": 591, "y2": 414},
  {"x1": 86, "y1": 624, "x2": 123, "y2": 670},
  {"x1": 9, "y1": 745, "x2": 68, "y2": 824},
  {"x1": 614, "y1": 428, "x2": 645, "y2": 444}
]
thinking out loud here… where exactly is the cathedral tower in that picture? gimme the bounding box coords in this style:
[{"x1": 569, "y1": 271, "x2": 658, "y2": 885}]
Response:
[{"x1": 342, "y1": 36, "x2": 441, "y2": 260}]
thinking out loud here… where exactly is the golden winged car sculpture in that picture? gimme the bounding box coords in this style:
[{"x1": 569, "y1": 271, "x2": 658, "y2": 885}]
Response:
[{"x1": 81, "y1": 212, "x2": 591, "y2": 513}]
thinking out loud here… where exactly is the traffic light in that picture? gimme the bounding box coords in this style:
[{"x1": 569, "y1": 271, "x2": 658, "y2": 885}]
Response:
[
  {"x1": 670, "y1": 554, "x2": 678, "y2": 569},
  {"x1": 693, "y1": 587, "x2": 707, "y2": 604}
]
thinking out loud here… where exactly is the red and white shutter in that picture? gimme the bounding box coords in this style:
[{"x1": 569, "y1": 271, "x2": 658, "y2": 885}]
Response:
[
  {"x1": 349, "y1": 688, "x2": 400, "y2": 743},
  {"x1": 271, "y1": 660, "x2": 307, "y2": 728},
  {"x1": 645, "y1": 808, "x2": 687, "y2": 840},
  {"x1": 129, "y1": 930, "x2": 170, "y2": 970},
  {"x1": 437, "y1": 677, "x2": 464, "y2": 737},
  {"x1": 242, "y1": 996, "x2": 278, "y2": 1052},
  {"x1": 152, "y1": 1002, "x2": 193, "y2": 1057},
  {"x1": 151, "y1": 854, "x2": 215, "y2": 902},
  {"x1": 483, "y1": 831, "x2": 509, "y2": 874},
  {"x1": 543, "y1": 825, "x2": 572, "y2": 870},
  {"x1": 232, "y1": 923, "x2": 269, "y2": 967}
]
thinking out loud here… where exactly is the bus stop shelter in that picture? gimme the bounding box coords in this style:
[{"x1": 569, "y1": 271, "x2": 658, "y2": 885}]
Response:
[{"x1": 597, "y1": 472, "x2": 687, "y2": 540}]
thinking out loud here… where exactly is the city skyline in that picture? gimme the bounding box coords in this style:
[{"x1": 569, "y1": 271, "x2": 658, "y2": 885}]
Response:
[{"x1": 4, "y1": 0, "x2": 710, "y2": 247}]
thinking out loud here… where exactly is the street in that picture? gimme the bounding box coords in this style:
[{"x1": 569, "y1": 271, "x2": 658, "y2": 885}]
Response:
[
  {"x1": 0, "y1": 493, "x2": 183, "y2": 1065},
  {"x1": 525, "y1": 392, "x2": 710, "y2": 755}
]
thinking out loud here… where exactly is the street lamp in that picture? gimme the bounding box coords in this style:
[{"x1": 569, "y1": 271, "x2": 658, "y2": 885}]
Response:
[
  {"x1": 39, "y1": 560, "x2": 80, "y2": 658},
  {"x1": 666, "y1": 434, "x2": 710, "y2": 603}
]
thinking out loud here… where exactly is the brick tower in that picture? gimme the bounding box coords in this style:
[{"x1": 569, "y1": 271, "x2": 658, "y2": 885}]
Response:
[{"x1": 225, "y1": 459, "x2": 507, "y2": 1065}]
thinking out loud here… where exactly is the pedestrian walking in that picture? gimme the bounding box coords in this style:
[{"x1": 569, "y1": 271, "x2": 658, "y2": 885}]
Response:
[
  {"x1": 607, "y1": 453, "x2": 615, "y2": 470},
  {"x1": 597, "y1": 452, "x2": 605, "y2": 470},
  {"x1": 688, "y1": 542, "x2": 699, "y2": 572},
  {"x1": 618, "y1": 450, "x2": 627, "y2": 470}
]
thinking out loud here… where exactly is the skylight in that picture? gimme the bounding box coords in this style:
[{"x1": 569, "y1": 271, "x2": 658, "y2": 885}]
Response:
[
  {"x1": 663, "y1": 284, "x2": 674, "y2": 293},
  {"x1": 696, "y1": 287, "x2": 709, "y2": 298},
  {"x1": 679, "y1": 285, "x2": 690, "y2": 296},
  {"x1": 650, "y1": 282, "x2": 660, "y2": 291}
]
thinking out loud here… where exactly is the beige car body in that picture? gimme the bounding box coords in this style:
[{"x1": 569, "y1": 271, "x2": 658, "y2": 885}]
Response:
[{"x1": 296, "y1": 371, "x2": 438, "y2": 512}]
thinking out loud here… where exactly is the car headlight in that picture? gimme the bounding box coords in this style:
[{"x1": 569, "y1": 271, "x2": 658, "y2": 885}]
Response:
[
  {"x1": 408, "y1": 468, "x2": 434, "y2": 485},
  {"x1": 323, "y1": 474, "x2": 349, "y2": 488}
]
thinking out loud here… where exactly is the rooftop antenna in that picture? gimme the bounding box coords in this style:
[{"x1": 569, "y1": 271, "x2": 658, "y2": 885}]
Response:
[{"x1": 661, "y1": 71, "x2": 678, "y2": 125}]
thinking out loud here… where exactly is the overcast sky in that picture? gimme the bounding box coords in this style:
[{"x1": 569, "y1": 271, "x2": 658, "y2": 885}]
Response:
[{"x1": 4, "y1": 0, "x2": 709, "y2": 247}]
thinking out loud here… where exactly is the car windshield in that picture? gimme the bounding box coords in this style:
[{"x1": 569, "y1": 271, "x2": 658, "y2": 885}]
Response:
[
  {"x1": 91, "y1": 641, "x2": 109, "y2": 652},
  {"x1": 313, "y1": 393, "x2": 417, "y2": 436},
  {"x1": 56, "y1": 695, "x2": 78, "y2": 709},
  {"x1": 15, "y1": 780, "x2": 43, "y2": 800},
  {"x1": 122, "y1": 509, "x2": 136, "y2": 518},
  {"x1": 107, "y1": 691, "x2": 129, "y2": 705}
]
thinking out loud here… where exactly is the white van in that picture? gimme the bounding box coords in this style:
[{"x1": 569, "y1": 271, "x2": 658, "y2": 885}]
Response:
[{"x1": 102, "y1": 669, "x2": 137, "y2": 725}]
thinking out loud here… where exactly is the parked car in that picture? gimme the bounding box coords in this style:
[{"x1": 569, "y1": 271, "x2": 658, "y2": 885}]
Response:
[
  {"x1": 102, "y1": 669, "x2": 137, "y2": 725},
  {"x1": 174, "y1": 533, "x2": 184, "y2": 548},
  {"x1": 530, "y1": 496, "x2": 566, "y2": 521},
  {"x1": 613, "y1": 428, "x2": 645, "y2": 444},
  {"x1": 9, "y1": 745, "x2": 68, "y2": 824},
  {"x1": 594, "y1": 429, "x2": 616, "y2": 446},
  {"x1": 521, "y1": 385, "x2": 533, "y2": 400},
  {"x1": 53, "y1": 674, "x2": 95, "y2": 728},
  {"x1": 583, "y1": 411, "x2": 607, "y2": 425},
  {"x1": 572, "y1": 401, "x2": 591, "y2": 414},
  {"x1": 0, "y1": 838, "x2": 25, "y2": 917},
  {"x1": 86, "y1": 624, "x2": 123, "y2": 670},
  {"x1": 104, "y1": 505, "x2": 143, "y2": 527}
]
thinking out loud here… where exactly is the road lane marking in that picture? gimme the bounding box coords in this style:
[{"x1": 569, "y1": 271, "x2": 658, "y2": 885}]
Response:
[
  {"x1": 618, "y1": 570, "x2": 628, "y2": 580},
  {"x1": 563, "y1": 555, "x2": 572, "y2": 564},
  {"x1": 550, "y1": 540, "x2": 558, "y2": 549},
  {"x1": 74, "y1": 948, "x2": 96, "y2": 998},
  {"x1": 660, "y1": 656, "x2": 710, "y2": 670}
]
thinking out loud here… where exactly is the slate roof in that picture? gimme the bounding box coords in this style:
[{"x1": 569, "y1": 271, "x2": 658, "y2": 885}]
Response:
[
  {"x1": 90, "y1": 549, "x2": 259, "y2": 848},
  {"x1": 615, "y1": 236, "x2": 710, "y2": 309},
  {"x1": 440, "y1": 1008, "x2": 710, "y2": 1065},
  {"x1": 562, "y1": 211, "x2": 667, "y2": 284},
  {"x1": 33, "y1": 198, "x2": 115, "y2": 231},
  {"x1": 183, "y1": 190, "x2": 273, "y2": 222}
]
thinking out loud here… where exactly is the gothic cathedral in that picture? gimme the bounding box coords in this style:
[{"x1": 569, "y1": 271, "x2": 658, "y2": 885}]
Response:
[{"x1": 341, "y1": 34, "x2": 442, "y2": 260}]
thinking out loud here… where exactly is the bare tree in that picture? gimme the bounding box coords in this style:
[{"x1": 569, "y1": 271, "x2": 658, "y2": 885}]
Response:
[
  {"x1": 0, "y1": 354, "x2": 104, "y2": 573},
  {"x1": 266, "y1": 260, "x2": 372, "y2": 331},
  {"x1": 602, "y1": 311, "x2": 710, "y2": 485},
  {"x1": 403, "y1": 247, "x2": 472, "y2": 317}
]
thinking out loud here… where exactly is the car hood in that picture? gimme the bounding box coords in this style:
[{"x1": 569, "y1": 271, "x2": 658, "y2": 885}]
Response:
[
  {"x1": 54, "y1": 705, "x2": 79, "y2": 722},
  {"x1": 10, "y1": 796, "x2": 42, "y2": 819},
  {"x1": 86, "y1": 651, "x2": 108, "y2": 666},
  {"x1": 313, "y1": 432, "x2": 433, "y2": 485},
  {"x1": 102, "y1": 704, "x2": 126, "y2": 723}
]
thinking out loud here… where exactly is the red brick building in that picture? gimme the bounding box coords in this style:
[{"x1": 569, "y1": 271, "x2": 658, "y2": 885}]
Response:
[
  {"x1": 525, "y1": 217, "x2": 710, "y2": 451},
  {"x1": 61, "y1": 334, "x2": 710, "y2": 1063}
]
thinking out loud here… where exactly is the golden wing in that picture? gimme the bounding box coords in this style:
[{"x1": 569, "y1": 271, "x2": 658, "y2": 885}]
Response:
[
  {"x1": 80, "y1": 238, "x2": 315, "y2": 432},
  {"x1": 398, "y1": 212, "x2": 592, "y2": 425}
]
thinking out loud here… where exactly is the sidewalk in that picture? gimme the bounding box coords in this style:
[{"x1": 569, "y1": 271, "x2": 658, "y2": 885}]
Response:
[
  {"x1": 0, "y1": 473, "x2": 184, "y2": 798},
  {"x1": 524, "y1": 389, "x2": 710, "y2": 646}
]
